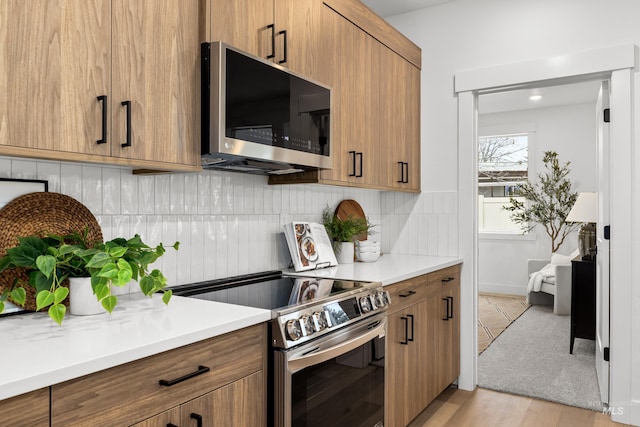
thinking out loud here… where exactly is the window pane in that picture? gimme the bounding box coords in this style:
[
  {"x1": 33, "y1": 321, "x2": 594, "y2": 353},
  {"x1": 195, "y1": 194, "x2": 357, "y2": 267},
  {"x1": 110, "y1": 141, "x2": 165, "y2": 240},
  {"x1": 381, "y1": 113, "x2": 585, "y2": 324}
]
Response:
[{"x1": 478, "y1": 134, "x2": 528, "y2": 232}]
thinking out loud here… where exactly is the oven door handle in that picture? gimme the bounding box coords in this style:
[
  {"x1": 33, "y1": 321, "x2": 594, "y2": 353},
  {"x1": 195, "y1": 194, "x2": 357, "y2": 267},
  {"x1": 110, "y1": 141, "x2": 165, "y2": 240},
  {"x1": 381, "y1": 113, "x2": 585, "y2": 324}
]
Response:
[{"x1": 288, "y1": 320, "x2": 386, "y2": 373}]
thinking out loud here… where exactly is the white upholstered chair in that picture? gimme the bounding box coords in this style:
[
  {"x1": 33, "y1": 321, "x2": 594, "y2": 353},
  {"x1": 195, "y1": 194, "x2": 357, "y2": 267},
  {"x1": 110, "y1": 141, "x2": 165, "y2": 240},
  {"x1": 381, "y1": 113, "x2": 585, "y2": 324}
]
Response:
[{"x1": 526, "y1": 250, "x2": 578, "y2": 315}]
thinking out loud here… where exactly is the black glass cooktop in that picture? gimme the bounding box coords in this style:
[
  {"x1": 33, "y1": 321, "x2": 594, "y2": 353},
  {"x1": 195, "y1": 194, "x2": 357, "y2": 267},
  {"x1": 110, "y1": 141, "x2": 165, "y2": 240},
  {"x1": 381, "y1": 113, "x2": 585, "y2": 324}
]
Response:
[{"x1": 169, "y1": 271, "x2": 368, "y2": 311}]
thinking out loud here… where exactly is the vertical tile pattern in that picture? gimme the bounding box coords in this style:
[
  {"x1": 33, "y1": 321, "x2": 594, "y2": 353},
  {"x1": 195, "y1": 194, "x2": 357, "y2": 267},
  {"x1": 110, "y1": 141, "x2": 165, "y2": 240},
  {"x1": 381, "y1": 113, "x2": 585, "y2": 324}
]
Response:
[{"x1": 1, "y1": 157, "x2": 460, "y2": 293}]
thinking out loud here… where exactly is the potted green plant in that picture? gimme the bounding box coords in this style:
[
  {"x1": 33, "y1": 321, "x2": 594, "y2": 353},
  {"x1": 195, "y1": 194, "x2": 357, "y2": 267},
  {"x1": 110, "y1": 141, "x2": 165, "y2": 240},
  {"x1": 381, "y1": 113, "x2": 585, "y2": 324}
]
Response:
[
  {"x1": 321, "y1": 206, "x2": 373, "y2": 263},
  {"x1": 504, "y1": 151, "x2": 579, "y2": 253},
  {"x1": 0, "y1": 230, "x2": 179, "y2": 325}
]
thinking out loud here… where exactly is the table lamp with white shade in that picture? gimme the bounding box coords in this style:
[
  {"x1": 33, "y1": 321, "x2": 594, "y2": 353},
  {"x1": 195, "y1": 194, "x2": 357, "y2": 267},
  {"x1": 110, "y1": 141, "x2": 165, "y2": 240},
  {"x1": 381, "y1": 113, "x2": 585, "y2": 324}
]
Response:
[{"x1": 565, "y1": 192, "x2": 597, "y2": 260}]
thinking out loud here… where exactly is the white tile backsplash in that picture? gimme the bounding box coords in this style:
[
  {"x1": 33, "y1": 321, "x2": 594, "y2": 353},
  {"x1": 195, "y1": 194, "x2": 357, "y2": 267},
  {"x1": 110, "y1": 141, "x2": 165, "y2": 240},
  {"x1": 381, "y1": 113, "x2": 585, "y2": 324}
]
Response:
[{"x1": 1, "y1": 157, "x2": 458, "y2": 291}]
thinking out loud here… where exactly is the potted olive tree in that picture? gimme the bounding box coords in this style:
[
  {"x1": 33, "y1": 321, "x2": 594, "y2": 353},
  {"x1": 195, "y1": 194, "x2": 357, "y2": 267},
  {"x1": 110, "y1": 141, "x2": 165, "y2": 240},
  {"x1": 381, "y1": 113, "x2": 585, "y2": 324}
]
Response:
[
  {"x1": 0, "y1": 230, "x2": 179, "y2": 324},
  {"x1": 321, "y1": 206, "x2": 372, "y2": 263},
  {"x1": 504, "y1": 151, "x2": 579, "y2": 253}
]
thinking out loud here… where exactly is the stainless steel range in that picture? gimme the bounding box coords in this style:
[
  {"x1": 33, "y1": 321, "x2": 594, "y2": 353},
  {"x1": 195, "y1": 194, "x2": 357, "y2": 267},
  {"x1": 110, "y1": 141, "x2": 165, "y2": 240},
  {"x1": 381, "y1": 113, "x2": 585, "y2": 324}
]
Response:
[{"x1": 171, "y1": 271, "x2": 389, "y2": 427}]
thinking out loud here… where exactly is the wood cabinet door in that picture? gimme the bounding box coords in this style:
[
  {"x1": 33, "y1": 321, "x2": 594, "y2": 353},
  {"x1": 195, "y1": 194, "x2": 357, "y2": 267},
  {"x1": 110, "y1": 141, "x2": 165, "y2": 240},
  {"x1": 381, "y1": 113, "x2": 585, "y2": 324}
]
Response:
[
  {"x1": 0, "y1": 388, "x2": 49, "y2": 427},
  {"x1": 0, "y1": 0, "x2": 111, "y2": 156},
  {"x1": 379, "y1": 46, "x2": 420, "y2": 191},
  {"x1": 385, "y1": 309, "x2": 412, "y2": 427},
  {"x1": 110, "y1": 0, "x2": 199, "y2": 166},
  {"x1": 208, "y1": 0, "x2": 273, "y2": 59},
  {"x1": 180, "y1": 371, "x2": 264, "y2": 427}
]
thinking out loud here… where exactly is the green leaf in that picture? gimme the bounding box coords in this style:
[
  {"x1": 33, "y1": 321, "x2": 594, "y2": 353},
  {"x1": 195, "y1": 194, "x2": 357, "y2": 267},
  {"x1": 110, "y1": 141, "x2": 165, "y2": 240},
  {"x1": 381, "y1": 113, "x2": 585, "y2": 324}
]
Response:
[
  {"x1": 94, "y1": 284, "x2": 110, "y2": 301},
  {"x1": 10, "y1": 287, "x2": 26, "y2": 306},
  {"x1": 162, "y1": 290, "x2": 172, "y2": 305},
  {"x1": 36, "y1": 254, "x2": 56, "y2": 278},
  {"x1": 53, "y1": 287, "x2": 69, "y2": 305},
  {"x1": 0, "y1": 301, "x2": 4, "y2": 313},
  {"x1": 8, "y1": 246, "x2": 39, "y2": 267},
  {"x1": 31, "y1": 271, "x2": 53, "y2": 293},
  {"x1": 101, "y1": 295, "x2": 117, "y2": 313},
  {"x1": 0, "y1": 255, "x2": 12, "y2": 272},
  {"x1": 36, "y1": 290, "x2": 55, "y2": 311},
  {"x1": 86, "y1": 252, "x2": 111, "y2": 269},
  {"x1": 48, "y1": 303, "x2": 66, "y2": 325},
  {"x1": 115, "y1": 268, "x2": 132, "y2": 287},
  {"x1": 97, "y1": 262, "x2": 118, "y2": 278},
  {"x1": 139, "y1": 276, "x2": 155, "y2": 295},
  {"x1": 108, "y1": 246, "x2": 128, "y2": 258}
]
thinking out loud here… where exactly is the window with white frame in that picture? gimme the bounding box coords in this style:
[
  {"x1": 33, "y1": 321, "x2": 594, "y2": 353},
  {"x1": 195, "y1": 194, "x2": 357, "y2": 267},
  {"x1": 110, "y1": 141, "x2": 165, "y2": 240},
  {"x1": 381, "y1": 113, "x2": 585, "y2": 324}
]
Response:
[{"x1": 478, "y1": 133, "x2": 528, "y2": 233}]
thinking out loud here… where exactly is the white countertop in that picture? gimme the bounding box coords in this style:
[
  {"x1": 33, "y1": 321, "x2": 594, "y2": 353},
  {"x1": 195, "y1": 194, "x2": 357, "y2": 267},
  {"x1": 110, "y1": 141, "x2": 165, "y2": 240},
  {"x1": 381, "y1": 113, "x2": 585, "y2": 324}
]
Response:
[
  {"x1": 286, "y1": 254, "x2": 463, "y2": 285},
  {"x1": 1, "y1": 254, "x2": 462, "y2": 402},
  {"x1": 0, "y1": 293, "x2": 271, "y2": 401}
]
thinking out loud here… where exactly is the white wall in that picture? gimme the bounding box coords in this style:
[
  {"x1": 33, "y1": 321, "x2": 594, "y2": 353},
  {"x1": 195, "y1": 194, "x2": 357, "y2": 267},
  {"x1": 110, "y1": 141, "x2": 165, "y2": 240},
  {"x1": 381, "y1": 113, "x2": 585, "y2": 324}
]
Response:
[{"x1": 478, "y1": 102, "x2": 597, "y2": 295}]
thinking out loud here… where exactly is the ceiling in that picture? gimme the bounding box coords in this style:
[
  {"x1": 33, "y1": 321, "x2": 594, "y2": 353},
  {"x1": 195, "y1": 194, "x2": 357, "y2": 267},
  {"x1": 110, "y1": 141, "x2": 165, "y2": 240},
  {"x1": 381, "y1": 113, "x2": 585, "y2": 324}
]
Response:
[
  {"x1": 361, "y1": 0, "x2": 454, "y2": 17},
  {"x1": 479, "y1": 80, "x2": 602, "y2": 114}
]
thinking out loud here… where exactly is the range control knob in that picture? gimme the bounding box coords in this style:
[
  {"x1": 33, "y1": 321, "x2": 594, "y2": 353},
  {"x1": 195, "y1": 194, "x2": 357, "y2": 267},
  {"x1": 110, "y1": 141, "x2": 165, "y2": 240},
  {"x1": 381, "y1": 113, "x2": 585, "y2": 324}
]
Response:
[
  {"x1": 368, "y1": 294, "x2": 378, "y2": 310},
  {"x1": 376, "y1": 291, "x2": 390, "y2": 307},
  {"x1": 285, "y1": 319, "x2": 302, "y2": 341},
  {"x1": 300, "y1": 315, "x2": 315, "y2": 336},
  {"x1": 359, "y1": 296, "x2": 372, "y2": 313},
  {"x1": 313, "y1": 311, "x2": 330, "y2": 331}
]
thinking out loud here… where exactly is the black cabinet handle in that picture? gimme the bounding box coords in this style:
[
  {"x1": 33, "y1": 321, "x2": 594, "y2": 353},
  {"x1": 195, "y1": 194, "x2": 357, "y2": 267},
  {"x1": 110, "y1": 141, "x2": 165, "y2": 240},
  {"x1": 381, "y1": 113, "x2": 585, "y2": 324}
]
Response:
[
  {"x1": 167, "y1": 424, "x2": 178, "y2": 427},
  {"x1": 349, "y1": 150, "x2": 357, "y2": 176},
  {"x1": 397, "y1": 161, "x2": 404, "y2": 183},
  {"x1": 356, "y1": 152, "x2": 363, "y2": 177},
  {"x1": 407, "y1": 314, "x2": 414, "y2": 342},
  {"x1": 442, "y1": 277, "x2": 455, "y2": 283},
  {"x1": 400, "y1": 316, "x2": 409, "y2": 345},
  {"x1": 159, "y1": 365, "x2": 210, "y2": 387},
  {"x1": 266, "y1": 24, "x2": 275, "y2": 59},
  {"x1": 190, "y1": 413, "x2": 203, "y2": 427},
  {"x1": 399, "y1": 290, "x2": 416, "y2": 298},
  {"x1": 121, "y1": 100, "x2": 131, "y2": 147},
  {"x1": 403, "y1": 162, "x2": 409, "y2": 183},
  {"x1": 96, "y1": 95, "x2": 107, "y2": 144},
  {"x1": 442, "y1": 297, "x2": 449, "y2": 321},
  {"x1": 448, "y1": 296, "x2": 454, "y2": 319},
  {"x1": 277, "y1": 29, "x2": 287, "y2": 64}
]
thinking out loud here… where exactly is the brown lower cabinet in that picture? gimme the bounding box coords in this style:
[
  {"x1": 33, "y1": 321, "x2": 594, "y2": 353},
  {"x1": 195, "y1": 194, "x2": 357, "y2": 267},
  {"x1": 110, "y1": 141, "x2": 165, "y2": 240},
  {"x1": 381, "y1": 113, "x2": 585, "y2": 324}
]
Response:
[
  {"x1": 50, "y1": 323, "x2": 266, "y2": 427},
  {"x1": 385, "y1": 264, "x2": 461, "y2": 427},
  {"x1": 0, "y1": 387, "x2": 49, "y2": 427}
]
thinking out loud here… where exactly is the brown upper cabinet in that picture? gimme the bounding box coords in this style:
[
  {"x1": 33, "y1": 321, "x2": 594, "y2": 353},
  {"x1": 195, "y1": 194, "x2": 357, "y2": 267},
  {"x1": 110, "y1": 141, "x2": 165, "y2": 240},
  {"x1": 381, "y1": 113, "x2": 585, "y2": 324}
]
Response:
[{"x1": 0, "y1": 0, "x2": 200, "y2": 171}]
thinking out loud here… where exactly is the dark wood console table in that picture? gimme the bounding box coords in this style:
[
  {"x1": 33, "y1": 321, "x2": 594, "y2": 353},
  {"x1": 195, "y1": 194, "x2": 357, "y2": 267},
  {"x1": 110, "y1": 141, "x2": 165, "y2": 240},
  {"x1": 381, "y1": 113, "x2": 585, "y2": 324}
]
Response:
[{"x1": 570, "y1": 257, "x2": 596, "y2": 354}]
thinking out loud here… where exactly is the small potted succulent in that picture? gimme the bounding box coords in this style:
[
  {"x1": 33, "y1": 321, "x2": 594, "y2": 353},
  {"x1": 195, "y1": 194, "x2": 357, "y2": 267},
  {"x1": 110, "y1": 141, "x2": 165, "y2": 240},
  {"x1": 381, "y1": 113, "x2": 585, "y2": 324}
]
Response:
[
  {"x1": 0, "y1": 230, "x2": 178, "y2": 325},
  {"x1": 321, "y1": 206, "x2": 373, "y2": 263}
]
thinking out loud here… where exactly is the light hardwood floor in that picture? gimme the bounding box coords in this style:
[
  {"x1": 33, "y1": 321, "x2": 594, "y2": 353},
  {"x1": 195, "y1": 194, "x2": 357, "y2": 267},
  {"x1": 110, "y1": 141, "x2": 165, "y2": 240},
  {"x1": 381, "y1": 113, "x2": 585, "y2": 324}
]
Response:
[{"x1": 408, "y1": 387, "x2": 629, "y2": 427}]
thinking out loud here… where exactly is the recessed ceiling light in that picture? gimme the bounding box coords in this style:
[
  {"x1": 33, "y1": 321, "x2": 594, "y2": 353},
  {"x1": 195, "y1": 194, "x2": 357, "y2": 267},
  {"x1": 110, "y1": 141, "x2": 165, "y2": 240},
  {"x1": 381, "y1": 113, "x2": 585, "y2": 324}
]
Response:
[{"x1": 529, "y1": 94, "x2": 542, "y2": 101}]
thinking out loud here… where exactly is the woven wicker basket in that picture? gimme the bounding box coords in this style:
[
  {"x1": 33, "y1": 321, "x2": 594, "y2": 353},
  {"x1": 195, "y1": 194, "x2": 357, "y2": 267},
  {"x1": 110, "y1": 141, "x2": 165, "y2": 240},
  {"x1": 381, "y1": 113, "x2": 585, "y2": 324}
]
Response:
[{"x1": 0, "y1": 192, "x2": 103, "y2": 311}]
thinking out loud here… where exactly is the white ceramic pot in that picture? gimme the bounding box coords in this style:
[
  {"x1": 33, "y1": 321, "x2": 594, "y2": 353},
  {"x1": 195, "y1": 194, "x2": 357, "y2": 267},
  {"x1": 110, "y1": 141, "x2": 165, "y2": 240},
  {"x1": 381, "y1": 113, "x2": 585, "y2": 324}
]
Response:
[
  {"x1": 336, "y1": 242, "x2": 355, "y2": 264},
  {"x1": 69, "y1": 277, "x2": 105, "y2": 316}
]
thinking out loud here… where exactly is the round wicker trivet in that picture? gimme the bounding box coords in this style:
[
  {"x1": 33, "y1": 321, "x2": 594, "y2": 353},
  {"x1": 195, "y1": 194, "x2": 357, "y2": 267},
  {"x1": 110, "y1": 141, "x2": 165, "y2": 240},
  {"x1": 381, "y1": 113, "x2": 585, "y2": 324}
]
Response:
[{"x1": 0, "y1": 192, "x2": 103, "y2": 311}]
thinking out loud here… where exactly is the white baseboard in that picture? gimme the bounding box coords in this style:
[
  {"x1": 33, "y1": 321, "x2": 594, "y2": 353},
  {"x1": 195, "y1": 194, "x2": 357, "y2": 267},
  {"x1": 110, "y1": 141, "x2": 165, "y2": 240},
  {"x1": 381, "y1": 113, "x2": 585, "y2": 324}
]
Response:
[{"x1": 479, "y1": 282, "x2": 527, "y2": 296}]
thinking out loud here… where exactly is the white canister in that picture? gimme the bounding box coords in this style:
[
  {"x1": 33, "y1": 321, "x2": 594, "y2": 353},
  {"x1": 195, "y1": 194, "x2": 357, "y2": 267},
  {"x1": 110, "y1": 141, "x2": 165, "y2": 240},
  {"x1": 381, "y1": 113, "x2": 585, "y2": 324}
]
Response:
[{"x1": 336, "y1": 242, "x2": 355, "y2": 264}]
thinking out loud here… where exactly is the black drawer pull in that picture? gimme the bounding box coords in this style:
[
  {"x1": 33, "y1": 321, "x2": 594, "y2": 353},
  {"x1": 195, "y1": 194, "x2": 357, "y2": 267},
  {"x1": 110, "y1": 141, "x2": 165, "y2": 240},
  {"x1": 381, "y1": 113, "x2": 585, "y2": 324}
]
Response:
[
  {"x1": 349, "y1": 150, "x2": 357, "y2": 176},
  {"x1": 266, "y1": 24, "x2": 275, "y2": 59},
  {"x1": 121, "y1": 100, "x2": 132, "y2": 147},
  {"x1": 399, "y1": 290, "x2": 416, "y2": 298},
  {"x1": 356, "y1": 152, "x2": 363, "y2": 177},
  {"x1": 159, "y1": 365, "x2": 210, "y2": 387},
  {"x1": 167, "y1": 424, "x2": 178, "y2": 427},
  {"x1": 442, "y1": 297, "x2": 450, "y2": 321},
  {"x1": 400, "y1": 316, "x2": 409, "y2": 345},
  {"x1": 96, "y1": 95, "x2": 107, "y2": 144},
  {"x1": 277, "y1": 29, "x2": 287, "y2": 64},
  {"x1": 397, "y1": 161, "x2": 404, "y2": 183},
  {"x1": 441, "y1": 277, "x2": 455, "y2": 283},
  {"x1": 407, "y1": 314, "x2": 415, "y2": 342},
  {"x1": 403, "y1": 162, "x2": 409, "y2": 183},
  {"x1": 191, "y1": 413, "x2": 203, "y2": 427},
  {"x1": 448, "y1": 296, "x2": 454, "y2": 319}
]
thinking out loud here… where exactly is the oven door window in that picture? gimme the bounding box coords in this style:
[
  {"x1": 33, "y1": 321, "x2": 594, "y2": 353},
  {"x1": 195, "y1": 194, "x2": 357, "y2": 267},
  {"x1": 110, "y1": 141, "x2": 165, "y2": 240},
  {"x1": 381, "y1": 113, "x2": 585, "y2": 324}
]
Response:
[{"x1": 291, "y1": 339, "x2": 384, "y2": 427}]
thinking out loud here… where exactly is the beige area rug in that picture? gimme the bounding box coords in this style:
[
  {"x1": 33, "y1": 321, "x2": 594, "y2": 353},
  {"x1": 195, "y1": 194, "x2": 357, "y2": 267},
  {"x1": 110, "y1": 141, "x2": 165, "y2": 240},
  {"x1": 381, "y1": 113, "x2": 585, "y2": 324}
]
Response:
[{"x1": 478, "y1": 294, "x2": 530, "y2": 354}]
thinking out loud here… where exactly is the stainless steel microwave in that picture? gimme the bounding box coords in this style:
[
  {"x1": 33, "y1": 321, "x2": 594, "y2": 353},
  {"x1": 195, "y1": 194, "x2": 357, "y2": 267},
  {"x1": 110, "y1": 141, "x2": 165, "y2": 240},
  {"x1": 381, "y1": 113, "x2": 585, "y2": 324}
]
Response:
[{"x1": 201, "y1": 42, "x2": 332, "y2": 175}]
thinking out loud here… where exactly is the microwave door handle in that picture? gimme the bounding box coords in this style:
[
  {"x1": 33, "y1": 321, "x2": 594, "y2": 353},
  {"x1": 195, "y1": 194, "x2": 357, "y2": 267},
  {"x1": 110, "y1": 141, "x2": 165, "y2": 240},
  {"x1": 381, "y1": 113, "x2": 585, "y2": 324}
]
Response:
[{"x1": 287, "y1": 320, "x2": 386, "y2": 374}]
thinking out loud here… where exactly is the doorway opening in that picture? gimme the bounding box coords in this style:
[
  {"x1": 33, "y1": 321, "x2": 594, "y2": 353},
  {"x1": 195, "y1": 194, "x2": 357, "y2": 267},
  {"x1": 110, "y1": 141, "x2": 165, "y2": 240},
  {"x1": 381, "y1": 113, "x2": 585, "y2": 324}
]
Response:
[{"x1": 475, "y1": 80, "x2": 604, "y2": 410}]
